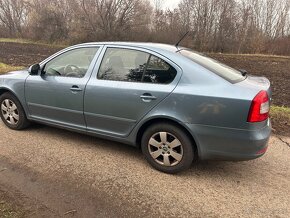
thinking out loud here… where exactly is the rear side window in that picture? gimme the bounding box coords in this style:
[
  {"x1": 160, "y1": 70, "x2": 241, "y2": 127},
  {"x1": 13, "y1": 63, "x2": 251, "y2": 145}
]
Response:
[
  {"x1": 98, "y1": 48, "x2": 177, "y2": 84},
  {"x1": 143, "y1": 55, "x2": 177, "y2": 84},
  {"x1": 179, "y1": 49, "x2": 245, "y2": 83}
]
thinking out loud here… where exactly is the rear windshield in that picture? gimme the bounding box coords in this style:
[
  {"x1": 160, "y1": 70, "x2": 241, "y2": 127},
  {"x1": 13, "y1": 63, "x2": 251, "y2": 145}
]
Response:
[{"x1": 179, "y1": 49, "x2": 245, "y2": 83}]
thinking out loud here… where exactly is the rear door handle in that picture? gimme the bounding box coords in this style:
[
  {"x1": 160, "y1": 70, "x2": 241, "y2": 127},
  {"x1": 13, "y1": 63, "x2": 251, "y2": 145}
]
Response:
[
  {"x1": 70, "y1": 85, "x2": 82, "y2": 92},
  {"x1": 140, "y1": 93, "x2": 157, "y2": 101}
]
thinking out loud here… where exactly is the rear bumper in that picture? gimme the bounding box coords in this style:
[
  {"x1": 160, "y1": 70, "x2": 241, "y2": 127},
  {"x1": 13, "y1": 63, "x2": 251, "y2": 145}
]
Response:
[{"x1": 186, "y1": 119, "x2": 271, "y2": 161}]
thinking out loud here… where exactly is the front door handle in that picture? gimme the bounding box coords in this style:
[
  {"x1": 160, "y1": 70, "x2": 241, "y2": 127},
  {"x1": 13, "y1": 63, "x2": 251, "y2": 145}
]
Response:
[
  {"x1": 70, "y1": 85, "x2": 82, "y2": 92},
  {"x1": 140, "y1": 93, "x2": 157, "y2": 101}
]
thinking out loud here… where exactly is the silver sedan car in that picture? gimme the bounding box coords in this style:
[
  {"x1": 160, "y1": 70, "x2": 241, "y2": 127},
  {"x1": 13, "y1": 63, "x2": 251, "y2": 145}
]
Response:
[{"x1": 0, "y1": 42, "x2": 271, "y2": 173}]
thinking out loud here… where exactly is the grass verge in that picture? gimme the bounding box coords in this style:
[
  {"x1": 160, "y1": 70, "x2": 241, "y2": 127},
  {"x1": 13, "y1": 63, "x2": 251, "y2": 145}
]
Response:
[
  {"x1": 271, "y1": 105, "x2": 290, "y2": 121},
  {"x1": 271, "y1": 105, "x2": 290, "y2": 116},
  {"x1": 270, "y1": 105, "x2": 290, "y2": 135},
  {"x1": 0, "y1": 38, "x2": 65, "y2": 48},
  {"x1": 0, "y1": 38, "x2": 35, "y2": 44},
  {"x1": 0, "y1": 63, "x2": 24, "y2": 74},
  {"x1": 0, "y1": 201, "x2": 23, "y2": 218},
  {"x1": 208, "y1": 52, "x2": 290, "y2": 59}
]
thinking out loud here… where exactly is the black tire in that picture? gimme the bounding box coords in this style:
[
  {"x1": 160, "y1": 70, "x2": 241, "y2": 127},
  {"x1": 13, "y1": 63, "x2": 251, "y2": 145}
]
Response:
[
  {"x1": 141, "y1": 122, "x2": 195, "y2": 174},
  {"x1": 0, "y1": 92, "x2": 30, "y2": 130}
]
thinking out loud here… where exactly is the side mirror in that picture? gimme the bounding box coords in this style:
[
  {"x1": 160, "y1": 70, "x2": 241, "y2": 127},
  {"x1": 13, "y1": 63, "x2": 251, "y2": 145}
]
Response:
[{"x1": 28, "y1": 64, "x2": 40, "y2": 75}]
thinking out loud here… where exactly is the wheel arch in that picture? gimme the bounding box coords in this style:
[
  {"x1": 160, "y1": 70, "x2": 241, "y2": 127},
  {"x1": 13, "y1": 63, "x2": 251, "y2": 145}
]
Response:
[
  {"x1": 136, "y1": 117, "x2": 200, "y2": 158},
  {"x1": 0, "y1": 87, "x2": 10, "y2": 96},
  {"x1": 0, "y1": 87, "x2": 22, "y2": 102},
  {"x1": 0, "y1": 87, "x2": 29, "y2": 116}
]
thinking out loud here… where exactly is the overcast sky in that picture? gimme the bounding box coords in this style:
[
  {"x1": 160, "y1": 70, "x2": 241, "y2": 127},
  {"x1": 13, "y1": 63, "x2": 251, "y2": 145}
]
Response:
[{"x1": 150, "y1": 0, "x2": 182, "y2": 9}]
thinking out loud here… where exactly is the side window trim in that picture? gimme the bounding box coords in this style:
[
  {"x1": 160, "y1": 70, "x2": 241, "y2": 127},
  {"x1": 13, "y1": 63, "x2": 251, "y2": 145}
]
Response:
[
  {"x1": 97, "y1": 47, "x2": 150, "y2": 82},
  {"x1": 96, "y1": 47, "x2": 112, "y2": 80},
  {"x1": 39, "y1": 46, "x2": 102, "y2": 78},
  {"x1": 141, "y1": 54, "x2": 152, "y2": 82},
  {"x1": 40, "y1": 45, "x2": 101, "y2": 66}
]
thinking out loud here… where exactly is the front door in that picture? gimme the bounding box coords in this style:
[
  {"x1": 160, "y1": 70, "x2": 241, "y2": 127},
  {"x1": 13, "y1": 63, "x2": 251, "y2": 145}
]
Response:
[
  {"x1": 84, "y1": 47, "x2": 181, "y2": 137},
  {"x1": 25, "y1": 46, "x2": 99, "y2": 129}
]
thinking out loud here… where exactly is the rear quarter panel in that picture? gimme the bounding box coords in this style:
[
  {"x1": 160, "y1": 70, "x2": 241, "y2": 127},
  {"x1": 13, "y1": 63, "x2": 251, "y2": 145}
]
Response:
[
  {"x1": 139, "y1": 55, "x2": 262, "y2": 130},
  {"x1": 128, "y1": 55, "x2": 270, "y2": 152}
]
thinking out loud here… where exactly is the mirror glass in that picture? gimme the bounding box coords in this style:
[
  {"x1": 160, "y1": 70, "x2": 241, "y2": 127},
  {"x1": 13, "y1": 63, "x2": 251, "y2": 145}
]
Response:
[{"x1": 29, "y1": 64, "x2": 40, "y2": 75}]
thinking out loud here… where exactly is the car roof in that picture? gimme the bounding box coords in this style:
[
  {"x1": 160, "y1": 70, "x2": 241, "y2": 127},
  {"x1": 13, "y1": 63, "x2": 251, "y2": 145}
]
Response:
[{"x1": 76, "y1": 42, "x2": 179, "y2": 53}]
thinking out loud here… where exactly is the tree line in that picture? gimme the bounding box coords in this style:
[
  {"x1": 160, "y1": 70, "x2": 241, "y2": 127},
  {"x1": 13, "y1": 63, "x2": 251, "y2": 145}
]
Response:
[{"x1": 0, "y1": 0, "x2": 289, "y2": 55}]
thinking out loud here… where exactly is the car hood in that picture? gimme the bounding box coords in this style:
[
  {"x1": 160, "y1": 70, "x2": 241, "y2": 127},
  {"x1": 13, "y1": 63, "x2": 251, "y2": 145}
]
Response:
[{"x1": 0, "y1": 69, "x2": 29, "y2": 80}]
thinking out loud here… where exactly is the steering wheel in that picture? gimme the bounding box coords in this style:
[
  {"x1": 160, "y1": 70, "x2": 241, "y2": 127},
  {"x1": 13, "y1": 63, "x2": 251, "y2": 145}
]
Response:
[
  {"x1": 64, "y1": 64, "x2": 82, "y2": 75},
  {"x1": 46, "y1": 68, "x2": 61, "y2": 76}
]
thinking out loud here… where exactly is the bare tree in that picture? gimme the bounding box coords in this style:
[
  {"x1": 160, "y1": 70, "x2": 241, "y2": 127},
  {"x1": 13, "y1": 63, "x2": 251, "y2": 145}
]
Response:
[
  {"x1": 153, "y1": 0, "x2": 164, "y2": 10},
  {"x1": 0, "y1": 0, "x2": 28, "y2": 36},
  {"x1": 0, "y1": 0, "x2": 289, "y2": 55},
  {"x1": 26, "y1": 0, "x2": 74, "y2": 41},
  {"x1": 79, "y1": 0, "x2": 152, "y2": 41}
]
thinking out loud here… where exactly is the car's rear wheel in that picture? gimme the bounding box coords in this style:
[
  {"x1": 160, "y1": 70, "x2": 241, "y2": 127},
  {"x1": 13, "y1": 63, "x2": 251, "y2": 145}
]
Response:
[
  {"x1": 141, "y1": 123, "x2": 194, "y2": 174},
  {"x1": 0, "y1": 92, "x2": 30, "y2": 130}
]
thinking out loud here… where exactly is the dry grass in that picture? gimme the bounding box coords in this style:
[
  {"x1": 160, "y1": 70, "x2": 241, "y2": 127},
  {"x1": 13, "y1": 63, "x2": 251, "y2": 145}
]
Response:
[
  {"x1": 0, "y1": 201, "x2": 23, "y2": 218},
  {"x1": 0, "y1": 38, "x2": 65, "y2": 48},
  {"x1": 207, "y1": 52, "x2": 290, "y2": 60},
  {"x1": 271, "y1": 105, "x2": 290, "y2": 120},
  {"x1": 270, "y1": 105, "x2": 290, "y2": 135},
  {"x1": 0, "y1": 63, "x2": 24, "y2": 74},
  {"x1": 0, "y1": 38, "x2": 35, "y2": 44}
]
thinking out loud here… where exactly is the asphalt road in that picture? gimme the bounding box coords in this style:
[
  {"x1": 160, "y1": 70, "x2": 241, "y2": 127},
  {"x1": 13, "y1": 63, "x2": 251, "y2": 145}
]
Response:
[{"x1": 0, "y1": 122, "x2": 289, "y2": 217}]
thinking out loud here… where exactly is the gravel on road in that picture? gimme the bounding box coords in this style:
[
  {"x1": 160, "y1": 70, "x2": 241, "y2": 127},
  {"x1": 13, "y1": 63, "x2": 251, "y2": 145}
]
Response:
[{"x1": 0, "y1": 123, "x2": 289, "y2": 217}]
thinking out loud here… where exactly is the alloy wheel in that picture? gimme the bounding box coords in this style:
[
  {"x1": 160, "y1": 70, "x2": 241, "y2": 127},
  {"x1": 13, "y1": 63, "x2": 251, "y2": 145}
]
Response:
[
  {"x1": 148, "y1": 132, "x2": 183, "y2": 166},
  {"x1": 1, "y1": 99, "x2": 19, "y2": 125}
]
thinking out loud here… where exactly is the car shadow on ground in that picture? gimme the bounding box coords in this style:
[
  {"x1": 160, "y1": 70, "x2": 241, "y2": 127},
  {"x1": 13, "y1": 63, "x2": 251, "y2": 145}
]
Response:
[{"x1": 26, "y1": 123, "x2": 142, "y2": 156}]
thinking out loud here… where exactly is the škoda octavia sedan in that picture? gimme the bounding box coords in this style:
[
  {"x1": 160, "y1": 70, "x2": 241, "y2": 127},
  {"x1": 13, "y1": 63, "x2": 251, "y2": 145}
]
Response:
[{"x1": 0, "y1": 42, "x2": 271, "y2": 173}]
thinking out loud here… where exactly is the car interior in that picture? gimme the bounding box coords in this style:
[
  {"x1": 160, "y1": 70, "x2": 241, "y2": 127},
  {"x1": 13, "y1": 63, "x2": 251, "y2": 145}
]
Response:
[{"x1": 99, "y1": 51, "x2": 177, "y2": 84}]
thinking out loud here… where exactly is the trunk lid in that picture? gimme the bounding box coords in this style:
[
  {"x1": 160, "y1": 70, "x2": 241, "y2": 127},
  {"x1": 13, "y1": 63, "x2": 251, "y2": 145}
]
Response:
[{"x1": 239, "y1": 75, "x2": 272, "y2": 102}]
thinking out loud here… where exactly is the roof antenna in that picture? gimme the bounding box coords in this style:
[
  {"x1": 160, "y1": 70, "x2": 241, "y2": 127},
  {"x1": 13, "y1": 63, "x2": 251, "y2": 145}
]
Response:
[{"x1": 175, "y1": 31, "x2": 189, "y2": 48}]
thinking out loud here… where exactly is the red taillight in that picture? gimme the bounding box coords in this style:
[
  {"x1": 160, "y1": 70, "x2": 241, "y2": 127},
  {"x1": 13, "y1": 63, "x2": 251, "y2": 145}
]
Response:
[{"x1": 247, "y1": 91, "x2": 270, "y2": 122}]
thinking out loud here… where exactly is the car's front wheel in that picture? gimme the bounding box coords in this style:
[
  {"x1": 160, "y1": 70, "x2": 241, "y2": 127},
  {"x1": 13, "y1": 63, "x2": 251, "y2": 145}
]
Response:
[
  {"x1": 141, "y1": 123, "x2": 195, "y2": 174},
  {"x1": 0, "y1": 92, "x2": 30, "y2": 130}
]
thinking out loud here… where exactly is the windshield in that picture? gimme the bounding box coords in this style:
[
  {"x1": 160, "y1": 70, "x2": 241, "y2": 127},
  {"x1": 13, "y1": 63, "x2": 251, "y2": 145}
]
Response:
[{"x1": 179, "y1": 49, "x2": 246, "y2": 83}]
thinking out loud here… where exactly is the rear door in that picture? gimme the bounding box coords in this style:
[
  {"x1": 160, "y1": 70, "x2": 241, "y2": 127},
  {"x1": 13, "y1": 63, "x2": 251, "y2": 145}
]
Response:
[{"x1": 84, "y1": 46, "x2": 181, "y2": 137}]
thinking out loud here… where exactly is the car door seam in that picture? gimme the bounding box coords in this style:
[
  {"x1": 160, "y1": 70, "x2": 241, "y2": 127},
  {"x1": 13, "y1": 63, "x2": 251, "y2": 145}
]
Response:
[
  {"x1": 126, "y1": 68, "x2": 184, "y2": 137},
  {"x1": 83, "y1": 45, "x2": 105, "y2": 128}
]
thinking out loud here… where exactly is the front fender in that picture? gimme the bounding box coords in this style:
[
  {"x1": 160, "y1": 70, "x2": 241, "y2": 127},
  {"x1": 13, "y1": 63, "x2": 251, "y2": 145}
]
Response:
[{"x1": 0, "y1": 70, "x2": 30, "y2": 117}]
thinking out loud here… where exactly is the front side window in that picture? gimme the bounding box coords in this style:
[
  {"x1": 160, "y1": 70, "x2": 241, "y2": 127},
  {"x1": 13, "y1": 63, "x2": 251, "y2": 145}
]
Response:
[
  {"x1": 98, "y1": 48, "x2": 177, "y2": 84},
  {"x1": 43, "y1": 47, "x2": 99, "y2": 78}
]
